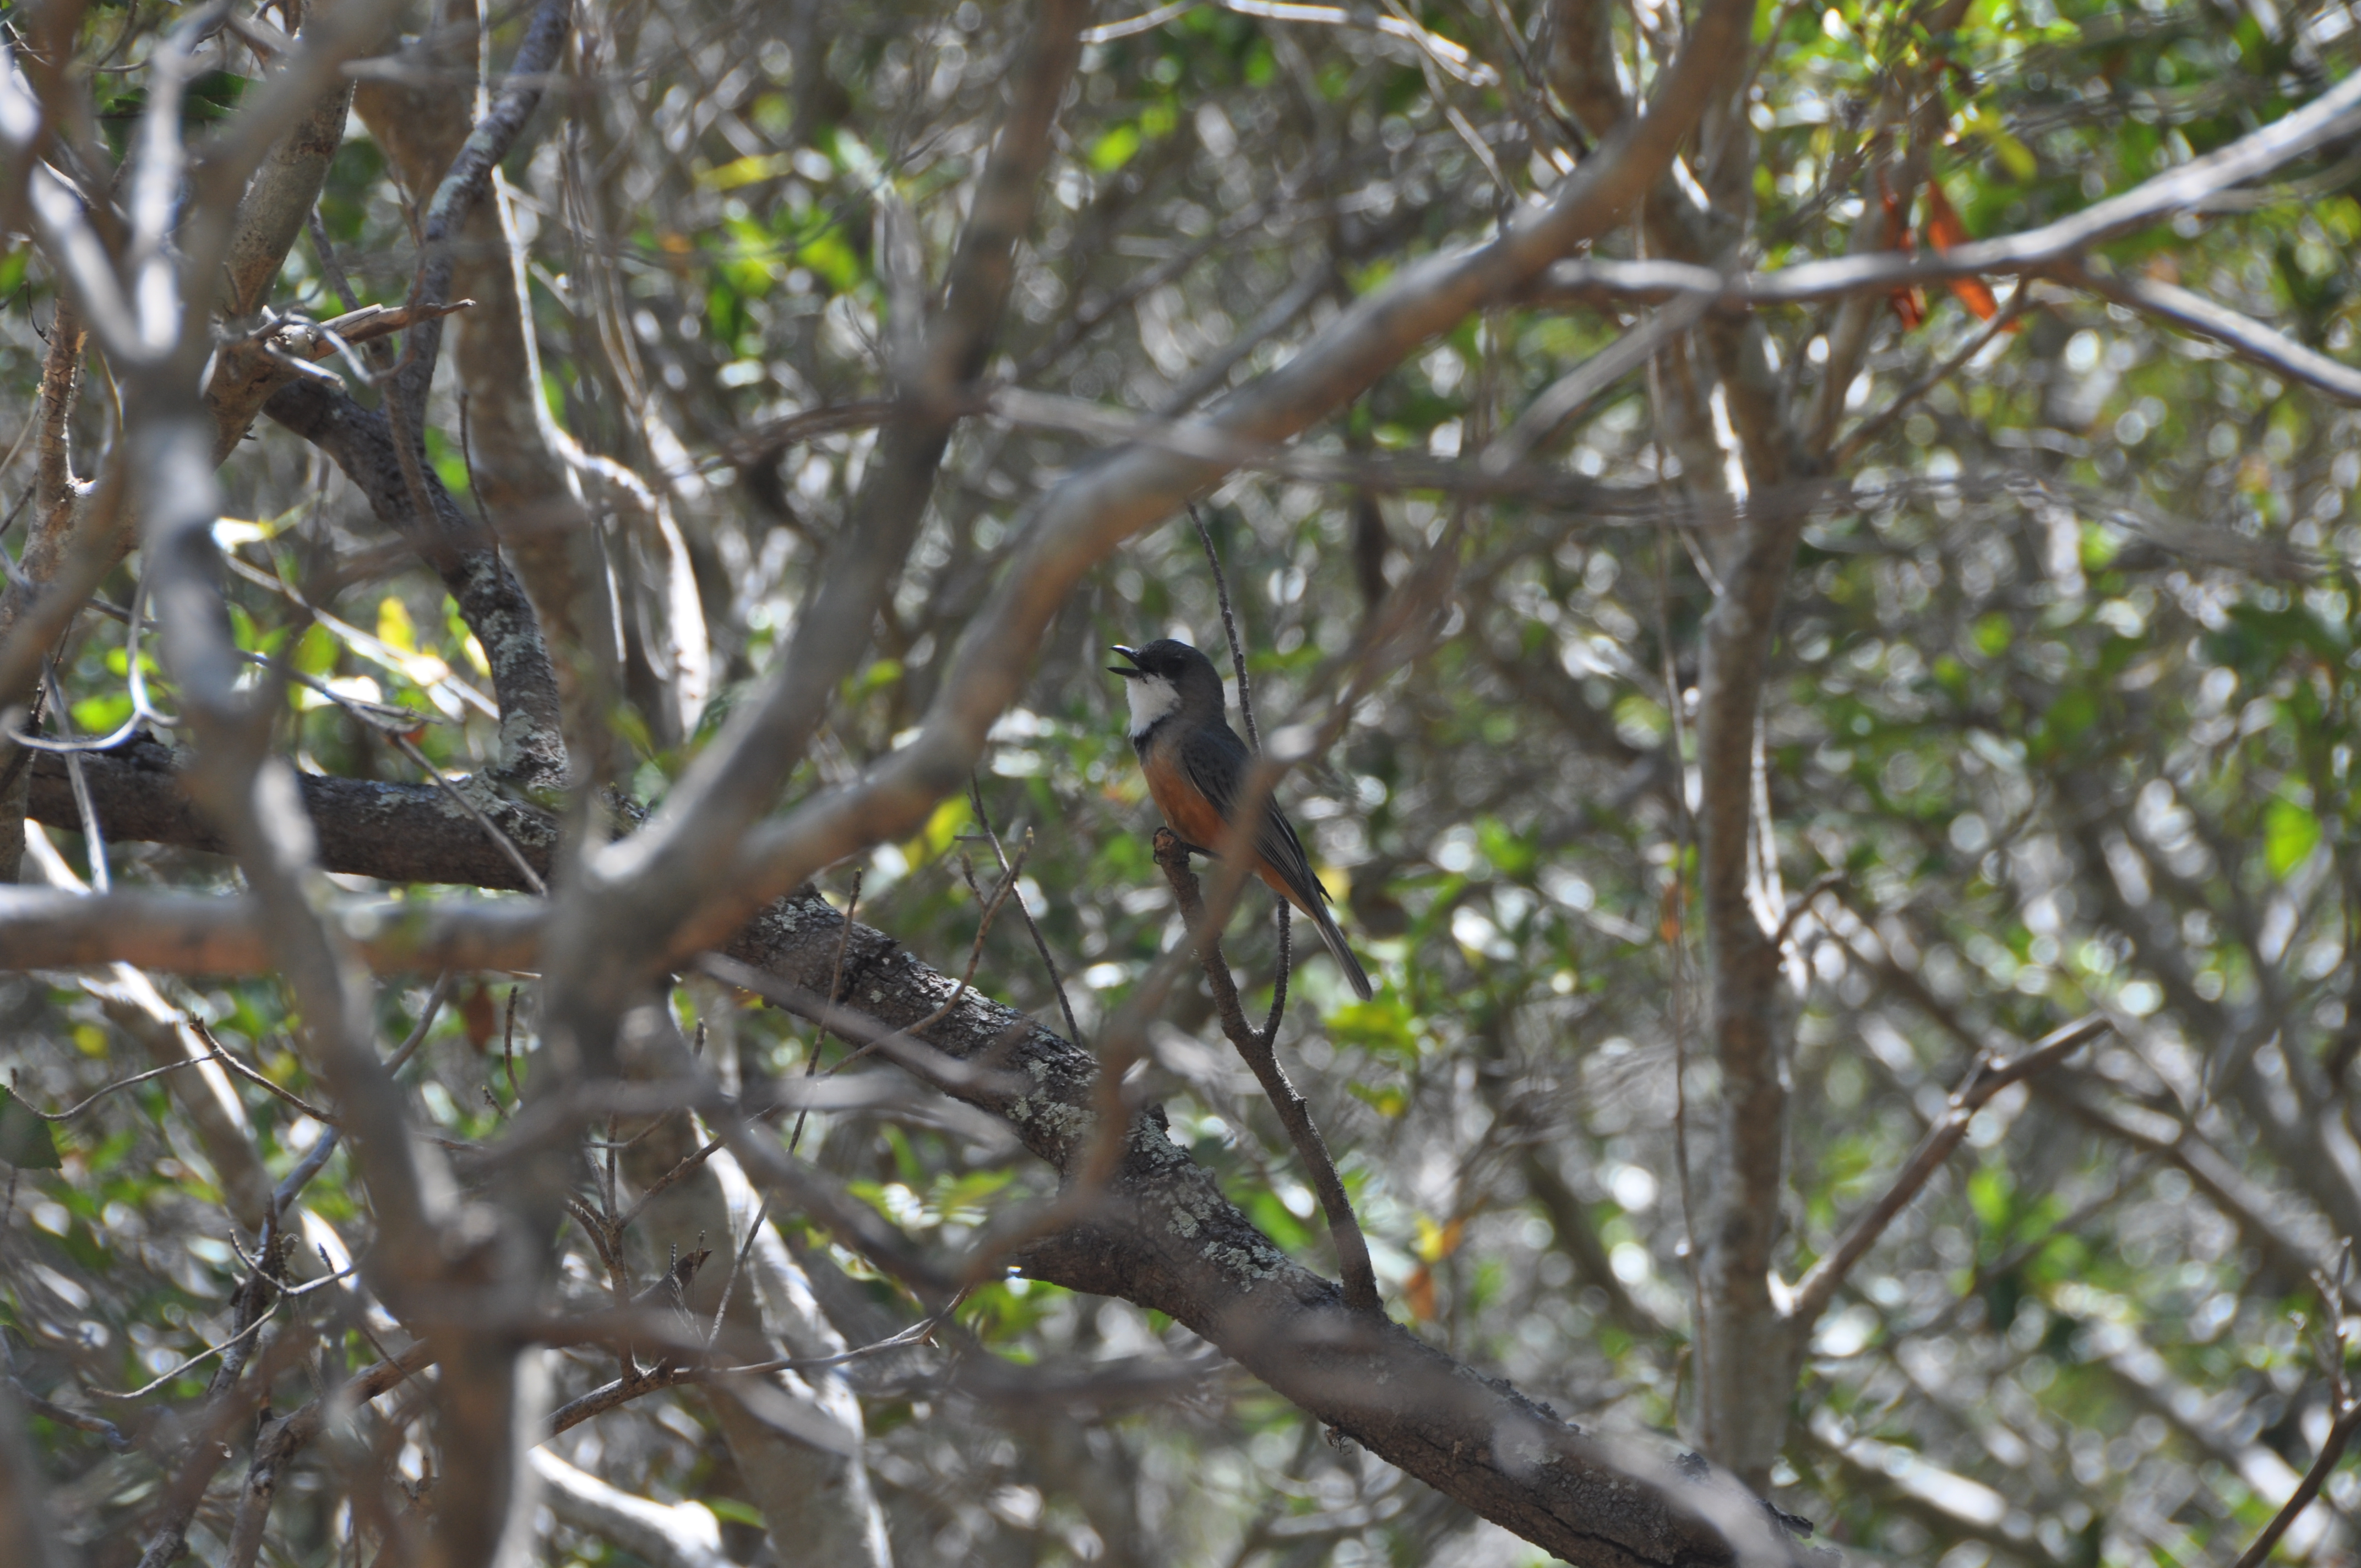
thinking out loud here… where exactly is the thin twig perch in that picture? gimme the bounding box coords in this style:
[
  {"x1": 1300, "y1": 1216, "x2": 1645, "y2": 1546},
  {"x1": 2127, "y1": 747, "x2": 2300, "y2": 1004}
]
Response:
[
  {"x1": 1188, "y1": 501, "x2": 1294, "y2": 1041},
  {"x1": 1155, "y1": 827, "x2": 1379, "y2": 1314}
]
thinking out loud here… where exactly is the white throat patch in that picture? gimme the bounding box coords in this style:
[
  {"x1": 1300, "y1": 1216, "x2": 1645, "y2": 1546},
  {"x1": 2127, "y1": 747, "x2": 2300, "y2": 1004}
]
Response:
[{"x1": 1125, "y1": 674, "x2": 1180, "y2": 738}]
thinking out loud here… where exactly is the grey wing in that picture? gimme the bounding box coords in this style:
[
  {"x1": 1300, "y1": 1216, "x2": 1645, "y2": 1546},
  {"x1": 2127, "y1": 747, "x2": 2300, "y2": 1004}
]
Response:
[{"x1": 1178, "y1": 725, "x2": 1334, "y2": 913}]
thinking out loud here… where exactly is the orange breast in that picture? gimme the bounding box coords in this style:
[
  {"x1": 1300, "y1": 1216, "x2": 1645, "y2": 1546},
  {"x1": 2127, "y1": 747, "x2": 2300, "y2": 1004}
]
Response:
[
  {"x1": 1140, "y1": 743, "x2": 1321, "y2": 919},
  {"x1": 1141, "y1": 747, "x2": 1229, "y2": 852}
]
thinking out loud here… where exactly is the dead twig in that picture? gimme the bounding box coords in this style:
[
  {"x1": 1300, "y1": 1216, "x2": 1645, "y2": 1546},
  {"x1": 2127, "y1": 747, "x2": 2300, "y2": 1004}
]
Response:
[{"x1": 967, "y1": 775, "x2": 1084, "y2": 1045}]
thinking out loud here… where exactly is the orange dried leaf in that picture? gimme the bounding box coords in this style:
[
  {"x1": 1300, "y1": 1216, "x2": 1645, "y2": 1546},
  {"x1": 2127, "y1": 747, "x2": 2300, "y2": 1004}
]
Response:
[
  {"x1": 1922, "y1": 183, "x2": 1999, "y2": 321},
  {"x1": 1881, "y1": 177, "x2": 1927, "y2": 330},
  {"x1": 461, "y1": 984, "x2": 496, "y2": 1051},
  {"x1": 1405, "y1": 1265, "x2": 1438, "y2": 1321}
]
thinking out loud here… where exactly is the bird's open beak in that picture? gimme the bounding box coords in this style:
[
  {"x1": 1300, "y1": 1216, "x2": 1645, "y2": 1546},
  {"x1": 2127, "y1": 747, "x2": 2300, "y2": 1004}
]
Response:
[{"x1": 1107, "y1": 644, "x2": 1142, "y2": 678}]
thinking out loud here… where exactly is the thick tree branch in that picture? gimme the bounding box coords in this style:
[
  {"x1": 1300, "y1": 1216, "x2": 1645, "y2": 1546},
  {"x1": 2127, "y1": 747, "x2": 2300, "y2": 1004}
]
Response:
[
  {"x1": 220, "y1": 78, "x2": 355, "y2": 319},
  {"x1": 28, "y1": 738, "x2": 556, "y2": 891},
  {"x1": 6, "y1": 736, "x2": 1814, "y2": 1567},
  {"x1": 1690, "y1": 459, "x2": 1819, "y2": 1490},
  {"x1": 2067, "y1": 262, "x2": 2361, "y2": 406},
  {"x1": 0, "y1": 883, "x2": 542, "y2": 972},
  {"x1": 355, "y1": 0, "x2": 628, "y2": 767},
  {"x1": 263, "y1": 380, "x2": 570, "y2": 789}
]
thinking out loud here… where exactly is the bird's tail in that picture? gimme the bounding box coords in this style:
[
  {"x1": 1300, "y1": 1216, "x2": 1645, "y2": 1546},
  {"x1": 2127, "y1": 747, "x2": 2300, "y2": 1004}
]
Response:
[{"x1": 1305, "y1": 899, "x2": 1374, "y2": 1000}]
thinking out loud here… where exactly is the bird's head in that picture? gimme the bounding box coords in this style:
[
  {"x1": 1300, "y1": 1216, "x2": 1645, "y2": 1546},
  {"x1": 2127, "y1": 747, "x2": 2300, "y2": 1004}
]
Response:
[{"x1": 1108, "y1": 639, "x2": 1221, "y2": 737}]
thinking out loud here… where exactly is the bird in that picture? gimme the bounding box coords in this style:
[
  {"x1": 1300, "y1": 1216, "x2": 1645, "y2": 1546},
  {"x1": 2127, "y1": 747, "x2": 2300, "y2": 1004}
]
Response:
[{"x1": 1108, "y1": 638, "x2": 1374, "y2": 1000}]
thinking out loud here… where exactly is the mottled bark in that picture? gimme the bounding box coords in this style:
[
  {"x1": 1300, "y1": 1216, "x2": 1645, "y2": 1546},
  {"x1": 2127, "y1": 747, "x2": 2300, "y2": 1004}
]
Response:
[
  {"x1": 355, "y1": 11, "x2": 627, "y2": 771},
  {"x1": 263, "y1": 380, "x2": 570, "y2": 791}
]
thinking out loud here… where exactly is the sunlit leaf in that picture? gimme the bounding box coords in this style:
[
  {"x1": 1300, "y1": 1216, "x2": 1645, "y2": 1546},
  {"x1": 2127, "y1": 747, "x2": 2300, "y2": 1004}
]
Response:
[{"x1": 2265, "y1": 798, "x2": 2321, "y2": 877}]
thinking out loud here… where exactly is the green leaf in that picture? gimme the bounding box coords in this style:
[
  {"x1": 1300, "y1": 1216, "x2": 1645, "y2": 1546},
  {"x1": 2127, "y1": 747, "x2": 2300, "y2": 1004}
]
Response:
[
  {"x1": 1967, "y1": 1164, "x2": 2012, "y2": 1232},
  {"x1": 1242, "y1": 1186, "x2": 1310, "y2": 1252},
  {"x1": 1476, "y1": 817, "x2": 1537, "y2": 879},
  {"x1": 1325, "y1": 996, "x2": 1418, "y2": 1058},
  {"x1": 293, "y1": 622, "x2": 339, "y2": 679},
  {"x1": 72, "y1": 692, "x2": 133, "y2": 734},
  {"x1": 1612, "y1": 694, "x2": 1668, "y2": 748},
  {"x1": 704, "y1": 1497, "x2": 765, "y2": 1528},
  {"x1": 2265, "y1": 798, "x2": 2321, "y2": 878},
  {"x1": 0, "y1": 1088, "x2": 62, "y2": 1169},
  {"x1": 1088, "y1": 124, "x2": 1142, "y2": 172},
  {"x1": 1963, "y1": 107, "x2": 2038, "y2": 181},
  {"x1": 2079, "y1": 524, "x2": 2120, "y2": 570},
  {"x1": 796, "y1": 229, "x2": 863, "y2": 293},
  {"x1": 2046, "y1": 689, "x2": 2098, "y2": 747}
]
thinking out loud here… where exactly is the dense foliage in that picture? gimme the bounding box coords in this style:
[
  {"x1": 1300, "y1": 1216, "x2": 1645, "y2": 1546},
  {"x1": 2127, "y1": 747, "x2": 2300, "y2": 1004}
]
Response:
[{"x1": 8, "y1": 0, "x2": 2361, "y2": 1565}]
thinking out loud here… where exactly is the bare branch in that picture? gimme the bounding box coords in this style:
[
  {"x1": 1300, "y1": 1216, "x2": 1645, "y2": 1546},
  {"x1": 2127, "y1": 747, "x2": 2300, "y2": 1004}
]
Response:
[
  {"x1": 2227, "y1": 1397, "x2": 2361, "y2": 1568},
  {"x1": 1786, "y1": 1015, "x2": 2110, "y2": 1328},
  {"x1": 571, "y1": 0, "x2": 1094, "y2": 990},
  {"x1": 8, "y1": 1380, "x2": 130, "y2": 1451},
  {"x1": 1154, "y1": 828, "x2": 1379, "y2": 1314},
  {"x1": 1529, "y1": 65, "x2": 2361, "y2": 315},
  {"x1": 0, "y1": 884, "x2": 543, "y2": 972},
  {"x1": 263, "y1": 379, "x2": 569, "y2": 787},
  {"x1": 1832, "y1": 284, "x2": 2030, "y2": 466},
  {"x1": 16, "y1": 829, "x2": 279, "y2": 1227},
  {"x1": 219, "y1": 78, "x2": 355, "y2": 318},
  {"x1": 384, "y1": 0, "x2": 576, "y2": 440},
  {"x1": 0, "y1": 39, "x2": 42, "y2": 250},
  {"x1": 130, "y1": 1286, "x2": 311, "y2": 1568},
  {"x1": 651, "y1": 0, "x2": 1762, "y2": 956},
  {"x1": 966, "y1": 778, "x2": 1084, "y2": 1046},
  {"x1": 1543, "y1": 0, "x2": 1626, "y2": 141},
  {"x1": 354, "y1": 15, "x2": 627, "y2": 770},
  {"x1": 220, "y1": 1337, "x2": 437, "y2": 1568},
  {"x1": 2068, "y1": 262, "x2": 2361, "y2": 406},
  {"x1": 529, "y1": 1450, "x2": 742, "y2": 1568}
]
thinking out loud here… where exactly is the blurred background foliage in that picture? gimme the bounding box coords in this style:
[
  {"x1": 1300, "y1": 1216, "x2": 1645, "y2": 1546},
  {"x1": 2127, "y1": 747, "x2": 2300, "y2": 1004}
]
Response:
[{"x1": 11, "y1": 0, "x2": 2361, "y2": 1562}]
